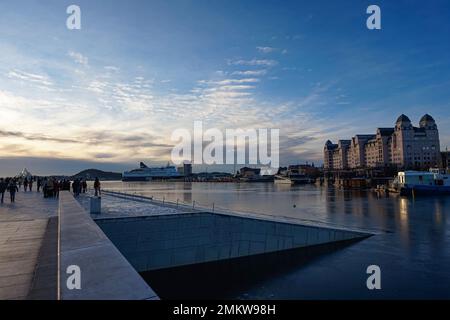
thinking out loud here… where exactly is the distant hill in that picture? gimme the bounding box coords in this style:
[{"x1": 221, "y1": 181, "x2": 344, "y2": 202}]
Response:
[{"x1": 71, "y1": 169, "x2": 122, "y2": 181}]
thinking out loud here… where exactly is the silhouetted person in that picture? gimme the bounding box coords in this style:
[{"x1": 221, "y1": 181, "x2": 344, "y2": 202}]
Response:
[
  {"x1": 37, "y1": 178, "x2": 41, "y2": 192},
  {"x1": 8, "y1": 180, "x2": 19, "y2": 203},
  {"x1": 42, "y1": 178, "x2": 47, "y2": 197},
  {"x1": 82, "y1": 179, "x2": 87, "y2": 193},
  {"x1": 29, "y1": 178, "x2": 33, "y2": 192},
  {"x1": 94, "y1": 177, "x2": 101, "y2": 197},
  {"x1": 72, "y1": 179, "x2": 80, "y2": 197},
  {"x1": 48, "y1": 178, "x2": 54, "y2": 197},
  {"x1": 54, "y1": 179, "x2": 60, "y2": 198},
  {"x1": 23, "y1": 178, "x2": 28, "y2": 192},
  {"x1": 0, "y1": 178, "x2": 7, "y2": 204}
]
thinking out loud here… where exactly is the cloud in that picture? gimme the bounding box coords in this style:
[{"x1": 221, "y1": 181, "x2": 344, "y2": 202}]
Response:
[
  {"x1": 104, "y1": 66, "x2": 119, "y2": 72},
  {"x1": 232, "y1": 70, "x2": 267, "y2": 76},
  {"x1": 212, "y1": 78, "x2": 260, "y2": 85},
  {"x1": 7, "y1": 69, "x2": 53, "y2": 87},
  {"x1": 256, "y1": 46, "x2": 276, "y2": 53},
  {"x1": 68, "y1": 51, "x2": 89, "y2": 66},
  {"x1": 0, "y1": 129, "x2": 79, "y2": 144},
  {"x1": 229, "y1": 59, "x2": 278, "y2": 67},
  {"x1": 90, "y1": 153, "x2": 117, "y2": 159}
]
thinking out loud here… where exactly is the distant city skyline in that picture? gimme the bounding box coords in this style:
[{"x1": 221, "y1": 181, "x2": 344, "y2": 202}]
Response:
[{"x1": 1, "y1": 0, "x2": 450, "y2": 176}]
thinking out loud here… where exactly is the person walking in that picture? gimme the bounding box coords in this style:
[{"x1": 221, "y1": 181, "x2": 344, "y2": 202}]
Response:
[
  {"x1": 94, "y1": 177, "x2": 101, "y2": 197},
  {"x1": 8, "y1": 180, "x2": 19, "y2": 203},
  {"x1": 0, "y1": 178, "x2": 7, "y2": 204},
  {"x1": 37, "y1": 178, "x2": 41, "y2": 192},
  {"x1": 23, "y1": 178, "x2": 28, "y2": 192},
  {"x1": 29, "y1": 178, "x2": 33, "y2": 192}
]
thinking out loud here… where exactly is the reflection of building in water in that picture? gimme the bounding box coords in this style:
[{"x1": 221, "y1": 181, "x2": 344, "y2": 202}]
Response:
[
  {"x1": 182, "y1": 182, "x2": 192, "y2": 204},
  {"x1": 397, "y1": 198, "x2": 410, "y2": 247},
  {"x1": 324, "y1": 114, "x2": 441, "y2": 170}
]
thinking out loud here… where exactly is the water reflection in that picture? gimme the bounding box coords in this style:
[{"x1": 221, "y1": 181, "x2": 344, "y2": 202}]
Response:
[{"x1": 100, "y1": 181, "x2": 450, "y2": 298}]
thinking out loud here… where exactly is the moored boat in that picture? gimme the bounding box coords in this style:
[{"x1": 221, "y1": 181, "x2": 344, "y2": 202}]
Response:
[{"x1": 391, "y1": 169, "x2": 450, "y2": 196}]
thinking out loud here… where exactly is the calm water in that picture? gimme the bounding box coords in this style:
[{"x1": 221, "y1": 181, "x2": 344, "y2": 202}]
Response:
[{"x1": 101, "y1": 181, "x2": 450, "y2": 299}]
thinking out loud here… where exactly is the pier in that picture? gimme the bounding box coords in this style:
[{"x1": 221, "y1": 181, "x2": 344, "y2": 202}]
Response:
[{"x1": 0, "y1": 190, "x2": 372, "y2": 300}]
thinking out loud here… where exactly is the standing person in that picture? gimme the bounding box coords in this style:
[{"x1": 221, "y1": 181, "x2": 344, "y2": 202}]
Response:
[
  {"x1": 0, "y1": 178, "x2": 7, "y2": 204},
  {"x1": 47, "y1": 178, "x2": 54, "y2": 198},
  {"x1": 37, "y1": 178, "x2": 41, "y2": 192},
  {"x1": 94, "y1": 177, "x2": 101, "y2": 197},
  {"x1": 54, "y1": 179, "x2": 60, "y2": 198},
  {"x1": 8, "y1": 180, "x2": 19, "y2": 203},
  {"x1": 29, "y1": 178, "x2": 33, "y2": 192},
  {"x1": 23, "y1": 178, "x2": 28, "y2": 192},
  {"x1": 82, "y1": 179, "x2": 87, "y2": 193},
  {"x1": 72, "y1": 179, "x2": 80, "y2": 197}
]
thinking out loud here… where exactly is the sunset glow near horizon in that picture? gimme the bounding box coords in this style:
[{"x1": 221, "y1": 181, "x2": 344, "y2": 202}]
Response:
[{"x1": 1, "y1": 0, "x2": 450, "y2": 175}]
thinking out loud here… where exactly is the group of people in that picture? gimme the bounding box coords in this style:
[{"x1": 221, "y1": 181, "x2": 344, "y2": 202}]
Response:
[
  {"x1": 0, "y1": 176, "x2": 102, "y2": 204},
  {"x1": 71, "y1": 178, "x2": 88, "y2": 197},
  {"x1": 0, "y1": 178, "x2": 19, "y2": 203}
]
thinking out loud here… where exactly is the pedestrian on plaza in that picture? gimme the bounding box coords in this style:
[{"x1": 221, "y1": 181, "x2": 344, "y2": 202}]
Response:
[
  {"x1": 0, "y1": 178, "x2": 7, "y2": 204},
  {"x1": 23, "y1": 178, "x2": 28, "y2": 192},
  {"x1": 94, "y1": 177, "x2": 101, "y2": 197},
  {"x1": 7, "y1": 180, "x2": 19, "y2": 203}
]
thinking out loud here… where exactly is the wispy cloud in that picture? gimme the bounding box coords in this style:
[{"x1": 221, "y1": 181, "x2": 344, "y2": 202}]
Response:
[
  {"x1": 256, "y1": 46, "x2": 277, "y2": 53},
  {"x1": 232, "y1": 70, "x2": 267, "y2": 76},
  {"x1": 7, "y1": 70, "x2": 53, "y2": 87},
  {"x1": 0, "y1": 129, "x2": 79, "y2": 144},
  {"x1": 68, "y1": 51, "x2": 89, "y2": 66},
  {"x1": 229, "y1": 59, "x2": 278, "y2": 67}
]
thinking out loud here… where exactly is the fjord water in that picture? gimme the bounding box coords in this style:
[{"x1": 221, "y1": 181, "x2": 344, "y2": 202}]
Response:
[{"x1": 102, "y1": 181, "x2": 450, "y2": 299}]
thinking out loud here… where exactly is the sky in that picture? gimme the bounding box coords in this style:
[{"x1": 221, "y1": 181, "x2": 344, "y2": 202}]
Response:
[{"x1": 1, "y1": 0, "x2": 450, "y2": 175}]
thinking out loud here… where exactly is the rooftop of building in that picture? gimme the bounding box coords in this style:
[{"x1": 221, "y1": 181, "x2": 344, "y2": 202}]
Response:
[{"x1": 396, "y1": 114, "x2": 411, "y2": 123}]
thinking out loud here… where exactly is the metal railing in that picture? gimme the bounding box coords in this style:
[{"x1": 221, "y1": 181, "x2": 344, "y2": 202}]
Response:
[{"x1": 100, "y1": 188, "x2": 381, "y2": 234}]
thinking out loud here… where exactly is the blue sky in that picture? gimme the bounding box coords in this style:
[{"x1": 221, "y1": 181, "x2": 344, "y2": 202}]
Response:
[{"x1": 1, "y1": 0, "x2": 450, "y2": 175}]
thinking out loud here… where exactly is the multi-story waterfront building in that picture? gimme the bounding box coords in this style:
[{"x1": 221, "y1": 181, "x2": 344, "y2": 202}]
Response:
[
  {"x1": 441, "y1": 150, "x2": 450, "y2": 173},
  {"x1": 324, "y1": 114, "x2": 441, "y2": 170}
]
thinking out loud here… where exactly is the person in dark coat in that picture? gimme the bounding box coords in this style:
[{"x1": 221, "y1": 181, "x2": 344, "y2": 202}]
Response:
[
  {"x1": 7, "y1": 180, "x2": 19, "y2": 203},
  {"x1": 82, "y1": 179, "x2": 87, "y2": 193},
  {"x1": 0, "y1": 178, "x2": 7, "y2": 204},
  {"x1": 23, "y1": 178, "x2": 28, "y2": 192},
  {"x1": 94, "y1": 177, "x2": 101, "y2": 197},
  {"x1": 72, "y1": 179, "x2": 80, "y2": 197}
]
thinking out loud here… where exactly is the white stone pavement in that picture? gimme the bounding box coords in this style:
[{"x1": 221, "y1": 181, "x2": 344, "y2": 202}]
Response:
[{"x1": 0, "y1": 191, "x2": 57, "y2": 299}]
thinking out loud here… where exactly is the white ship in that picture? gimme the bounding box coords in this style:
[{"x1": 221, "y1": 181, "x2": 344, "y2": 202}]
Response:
[
  {"x1": 274, "y1": 173, "x2": 312, "y2": 185},
  {"x1": 122, "y1": 162, "x2": 181, "y2": 181}
]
